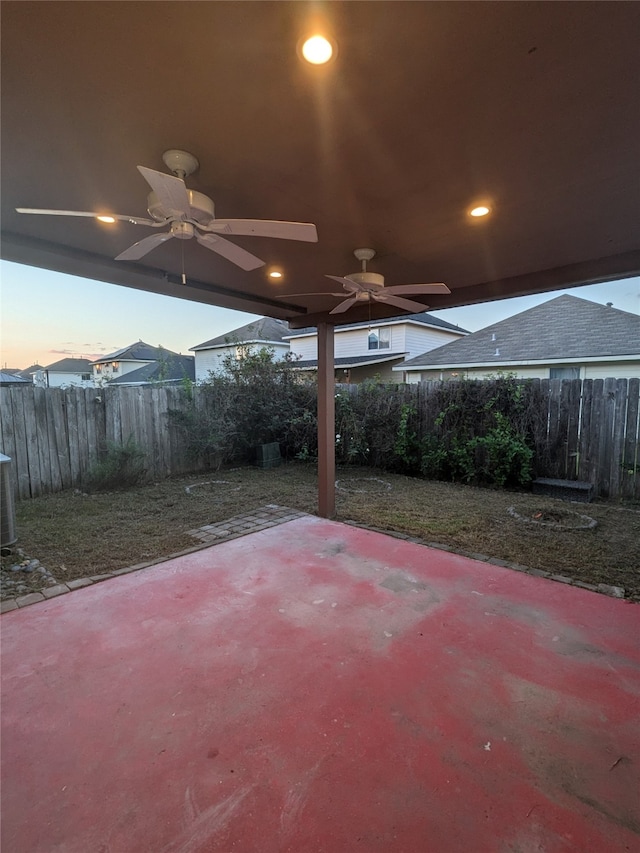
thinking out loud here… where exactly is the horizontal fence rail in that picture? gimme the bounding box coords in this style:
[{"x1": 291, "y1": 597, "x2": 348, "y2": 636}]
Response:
[{"x1": 0, "y1": 379, "x2": 638, "y2": 500}]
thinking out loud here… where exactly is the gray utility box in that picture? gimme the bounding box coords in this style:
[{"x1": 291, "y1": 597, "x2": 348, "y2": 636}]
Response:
[
  {"x1": 0, "y1": 453, "x2": 17, "y2": 547},
  {"x1": 254, "y1": 442, "x2": 282, "y2": 469}
]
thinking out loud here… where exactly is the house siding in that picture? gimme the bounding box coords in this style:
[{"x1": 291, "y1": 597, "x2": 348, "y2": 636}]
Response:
[
  {"x1": 289, "y1": 336, "x2": 317, "y2": 360},
  {"x1": 403, "y1": 326, "x2": 461, "y2": 358},
  {"x1": 194, "y1": 342, "x2": 289, "y2": 382},
  {"x1": 408, "y1": 360, "x2": 640, "y2": 382},
  {"x1": 348, "y1": 360, "x2": 403, "y2": 383},
  {"x1": 289, "y1": 324, "x2": 464, "y2": 367},
  {"x1": 93, "y1": 360, "x2": 154, "y2": 382},
  {"x1": 45, "y1": 372, "x2": 94, "y2": 388}
]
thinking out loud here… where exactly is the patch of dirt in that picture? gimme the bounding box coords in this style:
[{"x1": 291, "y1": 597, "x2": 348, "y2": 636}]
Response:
[
  {"x1": 508, "y1": 506, "x2": 597, "y2": 530},
  {"x1": 4, "y1": 463, "x2": 639, "y2": 601}
]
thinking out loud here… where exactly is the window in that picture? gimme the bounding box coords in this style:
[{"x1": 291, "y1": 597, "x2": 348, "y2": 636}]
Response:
[
  {"x1": 111, "y1": 362, "x2": 120, "y2": 373},
  {"x1": 81, "y1": 373, "x2": 91, "y2": 381},
  {"x1": 95, "y1": 364, "x2": 102, "y2": 374},
  {"x1": 368, "y1": 328, "x2": 390, "y2": 350},
  {"x1": 550, "y1": 367, "x2": 580, "y2": 379}
]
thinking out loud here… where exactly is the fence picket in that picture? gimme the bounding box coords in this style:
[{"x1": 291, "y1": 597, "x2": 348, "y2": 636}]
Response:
[
  {"x1": 621, "y1": 378, "x2": 639, "y2": 499},
  {"x1": 0, "y1": 388, "x2": 19, "y2": 498},
  {"x1": 48, "y1": 390, "x2": 70, "y2": 490}
]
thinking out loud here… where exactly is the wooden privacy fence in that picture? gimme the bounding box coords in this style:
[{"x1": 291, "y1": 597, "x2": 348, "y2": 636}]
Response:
[
  {"x1": 0, "y1": 385, "x2": 194, "y2": 500},
  {"x1": 0, "y1": 378, "x2": 638, "y2": 500}
]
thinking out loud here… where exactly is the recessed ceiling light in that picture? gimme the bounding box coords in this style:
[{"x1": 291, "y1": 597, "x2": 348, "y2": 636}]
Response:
[
  {"x1": 301, "y1": 35, "x2": 333, "y2": 65},
  {"x1": 97, "y1": 215, "x2": 116, "y2": 223},
  {"x1": 469, "y1": 206, "x2": 491, "y2": 217},
  {"x1": 269, "y1": 270, "x2": 283, "y2": 279}
]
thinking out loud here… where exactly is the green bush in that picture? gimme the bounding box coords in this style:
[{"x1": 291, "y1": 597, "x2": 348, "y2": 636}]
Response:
[
  {"x1": 87, "y1": 436, "x2": 147, "y2": 491},
  {"x1": 419, "y1": 379, "x2": 536, "y2": 488},
  {"x1": 169, "y1": 347, "x2": 317, "y2": 467}
]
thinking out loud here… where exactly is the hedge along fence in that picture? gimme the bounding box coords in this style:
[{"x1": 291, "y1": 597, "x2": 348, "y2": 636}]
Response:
[
  {"x1": 0, "y1": 377, "x2": 638, "y2": 500},
  {"x1": 339, "y1": 377, "x2": 639, "y2": 499}
]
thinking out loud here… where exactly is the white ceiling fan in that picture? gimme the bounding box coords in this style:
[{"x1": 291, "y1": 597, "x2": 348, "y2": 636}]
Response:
[
  {"x1": 278, "y1": 248, "x2": 450, "y2": 314},
  {"x1": 16, "y1": 149, "x2": 318, "y2": 271}
]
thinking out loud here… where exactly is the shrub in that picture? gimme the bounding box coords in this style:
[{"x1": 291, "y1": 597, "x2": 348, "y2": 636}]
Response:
[
  {"x1": 87, "y1": 436, "x2": 147, "y2": 491},
  {"x1": 169, "y1": 347, "x2": 317, "y2": 467}
]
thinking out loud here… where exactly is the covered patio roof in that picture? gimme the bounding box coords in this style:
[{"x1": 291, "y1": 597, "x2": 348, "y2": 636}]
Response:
[
  {"x1": 2, "y1": 2, "x2": 639, "y2": 515},
  {"x1": 1, "y1": 2, "x2": 639, "y2": 327}
]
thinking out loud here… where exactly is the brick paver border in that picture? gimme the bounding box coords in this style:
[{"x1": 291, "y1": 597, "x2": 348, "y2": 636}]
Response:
[{"x1": 0, "y1": 505, "x2": 626, "y2": 613}]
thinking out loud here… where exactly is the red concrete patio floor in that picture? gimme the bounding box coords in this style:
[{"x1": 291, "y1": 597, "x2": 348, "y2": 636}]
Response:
[{"x1": 2, "y1": 517, "x2": 639, "y2": 852}]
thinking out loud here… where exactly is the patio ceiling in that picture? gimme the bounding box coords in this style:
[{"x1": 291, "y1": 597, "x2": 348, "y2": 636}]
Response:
[{"x1": 1, "y1": 2, "x2": 639, "y2": 329}]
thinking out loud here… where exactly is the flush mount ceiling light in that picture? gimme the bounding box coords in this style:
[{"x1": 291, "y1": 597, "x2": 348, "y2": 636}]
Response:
[
  {"x1": 469, "y1": 205, "x2": 491, "y2": 217},
  {"x1": 301, "y1": 35, "x2": 333, "y2": 65}
]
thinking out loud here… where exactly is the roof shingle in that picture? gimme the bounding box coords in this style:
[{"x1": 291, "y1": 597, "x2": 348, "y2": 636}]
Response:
[{"x1": 400, "y1": 295, "x2": 640, "y2": 369}]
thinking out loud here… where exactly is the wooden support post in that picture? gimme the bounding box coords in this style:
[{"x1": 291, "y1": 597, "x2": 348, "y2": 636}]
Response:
[{"x1": 317, "y1": 322, "x2": 335, "y2": 518}]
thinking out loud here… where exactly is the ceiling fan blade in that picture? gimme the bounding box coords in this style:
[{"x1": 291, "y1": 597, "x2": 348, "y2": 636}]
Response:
[
  {"x1": 384, "y1": 283, "x2": 450, "y2": 295},
  {"x1": 376, "y1": 294, "x2": 430, "y2": 313},
  {"x1": 195, "y1": 232, "x2": 264, "y2": 271},
  {"x1": 206, "y1": 220, "x2": 318, "y2": 242},
  {"x1": 115, "y1": 232, "x2": 174, "y2": 261},
  {"x1": 16, "y1": 207, "x2": 160, "y2": 226},
  {"x1": 137, "y1": 166, "x2": 191, "y2": 218},
  {"x1": 330, "y1": 296, "x2": 360, "y2": 315}
]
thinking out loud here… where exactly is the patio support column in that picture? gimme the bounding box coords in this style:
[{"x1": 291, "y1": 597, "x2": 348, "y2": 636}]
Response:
[{"x1": 317, "y1": 322, "x2": 335, "y2": 518}]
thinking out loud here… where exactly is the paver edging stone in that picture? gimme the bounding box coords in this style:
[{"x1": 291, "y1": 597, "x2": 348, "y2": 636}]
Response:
[
  {"x1": 341, "y1": 520, "x2": 628, "y2": 602},
  {"x1": 2, "y1": 507, "x2": 629, "y2": 612}
]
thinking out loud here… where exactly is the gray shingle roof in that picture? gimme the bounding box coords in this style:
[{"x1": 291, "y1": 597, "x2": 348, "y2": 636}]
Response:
[
  {"x1": 287, "y1": 311, "x2": 468, "y2": 338},
  {"x1": 400, "y1": 295, "x2": 640, "y2": 369},
  {"x1": 0, "y1": 371, "x2": 30, "y2": 385},
  {"x1": 44, "y1": 358, "x2": 93, "y2": 372},
  {"x1": 108, "y1": 355, "x2": 195, "y2": 385},
  {"x1": 93, "y1": 342, "x2": 178, "y2": 364},
  {"x1": 191, "y1": 317, "x2": 290, "y2": 351},
  {"x1": 15, "y1": 364, "x2": 44, "y2": 378},
  {"x1": 294, "y1": 353, "x2": 407, "y2": 370}
]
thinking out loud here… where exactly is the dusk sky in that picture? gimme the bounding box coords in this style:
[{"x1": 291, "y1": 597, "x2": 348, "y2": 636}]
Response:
[{"x1": 1, "y1": 259, "x2": 638, "y2": 370}]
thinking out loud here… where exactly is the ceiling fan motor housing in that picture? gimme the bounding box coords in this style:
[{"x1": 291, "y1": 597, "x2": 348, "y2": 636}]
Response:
[
  {"x1": 348, "y1": 271, "x2": 385, "y2": 290},
  {"x1": 147, "y1": 190, "x2": 215, "y2": 225}
]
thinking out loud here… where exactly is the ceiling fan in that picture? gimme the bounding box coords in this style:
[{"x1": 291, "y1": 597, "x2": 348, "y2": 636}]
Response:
[
  {"x1": 278, "y1": 248, "x2": 450, "y2": 314},
  {"x1": 16, "y1": 149, "x2": 318, "y2": 271}
]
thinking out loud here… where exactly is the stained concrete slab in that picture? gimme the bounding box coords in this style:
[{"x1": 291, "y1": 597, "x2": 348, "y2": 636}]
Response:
[{"x1": 1, "y1": 516, "x2": 639, "y2": 852}]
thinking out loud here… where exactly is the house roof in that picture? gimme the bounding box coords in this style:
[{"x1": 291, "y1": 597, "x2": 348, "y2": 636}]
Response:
[
  {"x1": 0, "y1": 371, "x2": 30, "y2": 385},
  {"x1": 108, "y1": 355, "x2": 195, "y2": 385},
  {"x1": 92, "y1": 342, "x2": 178, "y2": 365},
  {"x1": 191, "y1": 318, "x2": 290, "y2": 351},
  {"x1": 399, "y1": 295, "x2": 640, "y2": 371},
  {"x1": 2, "y1": 3, "x2": 639, "y2": 330},
  {"x1": 44, "y1": 357, "x2": 93, "y2": 373},
  {"x1": 294, "y1": 353, "x2": 407, "y2": 370},
  {"x1": 15, "y1": 364, "x2": 44, "y2": 378},
  {"x1": 285, "y1": 312, "x2": 468, "y2": 339}
]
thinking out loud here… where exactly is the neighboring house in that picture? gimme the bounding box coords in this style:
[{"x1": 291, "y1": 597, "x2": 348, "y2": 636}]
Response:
[
  {"x1": 190, "y1": 317, "x2": 290, "y2": 381},
  {"x1": 34, "y1": 358, "x2": 94, "y2": 388},
  {"x1": 91, "y1": 342, "x2": 179, "y2": 384},
  {"x1": 286, "y1": 313, "x2": 469, "y2": 383},
  {"x1": 395, "y1": 295, "x2": 640, "y2": 382},
  {"x1": 108, "y1": 354, "x2": 195, "y2": 386},
  {"x1": 12, "y1": 364, "x2": 44, "y2": 384},
  {"x1": 0, "y1": 371, "x2": 30, "y2": 386}
]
